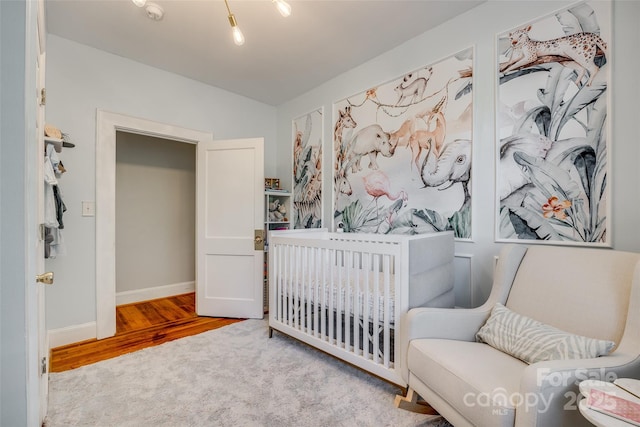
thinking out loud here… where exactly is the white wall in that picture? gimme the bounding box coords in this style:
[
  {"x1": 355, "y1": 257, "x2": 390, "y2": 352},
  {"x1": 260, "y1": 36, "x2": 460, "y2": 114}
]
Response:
[
  {"x1": 115, "y1": 132, "x2": 195, "y2": 296},
  {"x1": 275, "y1": 0, "x2": 640, "y2": 307},
  {"x1": 45, "y1": 35, "x2": 277, "y2": 330}
]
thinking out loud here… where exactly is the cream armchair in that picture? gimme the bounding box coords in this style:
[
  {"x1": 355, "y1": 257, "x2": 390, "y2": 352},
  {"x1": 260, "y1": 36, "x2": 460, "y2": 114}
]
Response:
[{"x1": 396, "y1": 244, "x2": 640, "y2": 427}]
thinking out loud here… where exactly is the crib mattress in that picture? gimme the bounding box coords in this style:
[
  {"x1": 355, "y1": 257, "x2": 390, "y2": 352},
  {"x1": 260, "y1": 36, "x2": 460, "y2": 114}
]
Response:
[{"x1": 278, "y1": 266, "x2": 396, "y2": 323}]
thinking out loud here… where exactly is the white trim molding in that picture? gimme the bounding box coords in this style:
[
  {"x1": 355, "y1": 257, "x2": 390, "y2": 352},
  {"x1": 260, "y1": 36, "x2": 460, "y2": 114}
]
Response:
[
  {"x1": 453, "y1": 253, "x2": 474, "y2": 308},
  {"x1": 96, "y1": 110, "x2": 212, "y2": 339},
  {"x1": 48, "y1": 322, "x2": 97, "y2": 349},
  {"x1": 116, "y1": 281, "x2": 195, "y2": 306}
]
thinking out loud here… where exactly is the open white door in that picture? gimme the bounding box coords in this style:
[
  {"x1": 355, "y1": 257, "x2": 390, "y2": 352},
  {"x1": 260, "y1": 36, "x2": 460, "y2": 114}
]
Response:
[
  {"x1": 196, "y1": 138, "x2": 264, "y2": 318},
  {"x1": 36, "y1": 0, "x2": 50, "y2": 421}
]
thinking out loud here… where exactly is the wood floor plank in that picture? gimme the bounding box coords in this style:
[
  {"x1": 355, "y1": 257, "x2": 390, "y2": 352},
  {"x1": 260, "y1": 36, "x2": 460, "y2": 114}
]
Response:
[
  {"x1": 139, "y1": 301, "x2": 175, "y2": 324},
  {"x1": 173, "y1": 293, "x2": 196, "y2": 311},
  {"x1": 149, "y1": 298, "x2": 191, "y2": 322},
  {"x1": 116, "y1": 305, "x2": 153, "y2": 332},
  {"x1": 50, "y1": 293, "x2": 245, "y2": 372}
]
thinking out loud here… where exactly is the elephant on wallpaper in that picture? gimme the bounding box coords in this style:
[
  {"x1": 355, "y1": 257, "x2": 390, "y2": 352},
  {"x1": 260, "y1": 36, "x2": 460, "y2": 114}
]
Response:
[{"x1": 420, "y1": 138, "x2": 472, "y2": 206}]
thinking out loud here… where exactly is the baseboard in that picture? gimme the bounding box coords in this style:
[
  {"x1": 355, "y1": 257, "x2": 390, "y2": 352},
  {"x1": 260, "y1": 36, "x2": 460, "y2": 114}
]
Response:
[
  {"x1": 48, "y1": 322, "x2": 97, "y2": 349},
  {"x1": 115, "y1": 281, "x2": 195, "y2": 306}
]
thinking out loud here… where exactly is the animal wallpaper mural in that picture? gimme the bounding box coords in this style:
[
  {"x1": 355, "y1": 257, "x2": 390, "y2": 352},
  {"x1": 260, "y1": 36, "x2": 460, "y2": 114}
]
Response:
[
  {"x1": 333, "y1": 48, "x2": 473, "y2": 237},
  {"x1": 293, "y1": 108, "x2": 323, "y2": 229},
  {"x1": 496, "y1": 1, "x2": 610, "y2": 246}
]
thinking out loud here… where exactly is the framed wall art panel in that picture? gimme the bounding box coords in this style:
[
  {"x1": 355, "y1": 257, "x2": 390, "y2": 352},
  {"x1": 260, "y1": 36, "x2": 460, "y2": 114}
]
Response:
[
  {"x1": 495, "y1": 1, "x2": 611, "y2": 246},
  {"x1": 292, "y1": 108, "x2": 323, "y2": 229},
  {"x1": 333, "y1": 47, "x2": 474, "y2": 238}
]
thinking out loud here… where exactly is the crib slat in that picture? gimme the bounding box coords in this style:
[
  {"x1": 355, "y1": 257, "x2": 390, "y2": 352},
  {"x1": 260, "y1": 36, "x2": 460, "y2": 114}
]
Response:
[
  {"x1": 281, "y1": 244, "x2": 287, "y2": 325},
  {"x1": 305, "y1": 247, "x2": 313, "y2": 334},
  {"x1": 383, "y1": 254, "x2": 391, "y2": 368},
  {"x1": 344, "y1": 250, "x2": 351, "y2": 352},
  {"x1": 297, "y1": 246, "x2": 302, "y2": 330},
  {"x1": 278, "y1": 245, "x2": 289, "y2": 322},
  {"x1": 373, "y1": 254, "x2": 380, "y2": 365},
  {"x1": 292, "y1": 245, "x2": 296, "y2": 328},
  {"x1": 288, "y1": 245, "x2": 294, "y2": 328},
  {"x1": 302, "y1": 246, "x2": 306, "y2": 331},
  {"x1": 338, "y1": 250, "x2": 342, "y2": 347},
  {"x1": 363, "y1": 252, "x2": 371, "y2": 361},
  {"x1": 321, "y1": 247, "x2": 327, "y2": 341},
  {"x1": 313, "y1": 247, "x2": 320, "y2": 338},
  {"x1": 279, "y1": 244, "x2": 286, "y2": 324},
  {"x1": 276, "y1": 244, "x2": 282, "y2": 322},
  {"x1": 301, "y1": 246, "x2": 306, "y2": 332},
  {"x1": 351, "y1": 253, "x2": 362, "y2": 356},
  {"x1": 328, "y1": 249, "x2": 335, "y2": 345}
]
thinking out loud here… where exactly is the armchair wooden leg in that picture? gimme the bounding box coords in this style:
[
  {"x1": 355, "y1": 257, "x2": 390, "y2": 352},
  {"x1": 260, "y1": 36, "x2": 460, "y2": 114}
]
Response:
[{"x1": 394, "y1": 388, "x2": 438, "y2": 415}]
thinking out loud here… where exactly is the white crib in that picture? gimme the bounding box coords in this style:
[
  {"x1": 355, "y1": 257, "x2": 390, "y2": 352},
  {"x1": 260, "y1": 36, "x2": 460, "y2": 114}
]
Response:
[{"x1": 268, "y1": 229, "x2": 454, "y2": 386}]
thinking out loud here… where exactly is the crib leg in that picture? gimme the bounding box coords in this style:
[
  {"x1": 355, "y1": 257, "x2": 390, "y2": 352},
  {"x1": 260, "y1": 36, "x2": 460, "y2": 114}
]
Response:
[
  {"x1": 268, "y1": 327, "x2": 273, "y2": 338},
  {"x1": 394, "y1": 388, "x2": 438, "y2": 415}
]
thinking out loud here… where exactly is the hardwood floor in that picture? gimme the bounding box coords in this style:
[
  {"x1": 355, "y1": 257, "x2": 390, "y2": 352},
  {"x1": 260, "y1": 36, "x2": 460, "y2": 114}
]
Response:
[
  {"x1": 49, "y1": 293, "x2": 243, "y2": 373},
  {"x1": 115, "y1": 292, "x2": 197, "y2": 334}
]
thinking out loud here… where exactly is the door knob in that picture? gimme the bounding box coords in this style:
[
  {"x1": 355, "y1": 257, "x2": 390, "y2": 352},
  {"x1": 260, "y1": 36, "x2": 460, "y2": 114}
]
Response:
[
  {"x1": 36, "y1": 271, "x2": 54, "y2": 285},
  {"x1": 254, "y1": 229, "x2": 265, "y2": 251}
]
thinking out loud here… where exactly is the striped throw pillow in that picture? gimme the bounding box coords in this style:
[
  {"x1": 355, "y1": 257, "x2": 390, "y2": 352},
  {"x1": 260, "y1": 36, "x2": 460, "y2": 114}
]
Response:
[{"x1": 476, "y1": 303, "x2": 615, "y2": 364}]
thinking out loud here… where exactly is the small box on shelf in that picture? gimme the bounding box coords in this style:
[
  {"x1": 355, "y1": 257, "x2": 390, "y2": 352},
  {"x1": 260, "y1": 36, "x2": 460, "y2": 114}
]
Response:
[{"x1": 264, "y1": 177, "x2": 281, "y2": 190}]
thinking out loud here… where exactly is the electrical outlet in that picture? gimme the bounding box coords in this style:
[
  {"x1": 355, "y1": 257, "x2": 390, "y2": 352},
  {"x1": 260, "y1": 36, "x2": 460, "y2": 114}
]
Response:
[{"x1": 82, "y1": 201, "x2": 95, "y2": 217}]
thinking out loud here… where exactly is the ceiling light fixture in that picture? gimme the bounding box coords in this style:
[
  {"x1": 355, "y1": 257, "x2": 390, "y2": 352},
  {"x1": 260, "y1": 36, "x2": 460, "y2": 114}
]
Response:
[
  {"x1": 145, "y1": 2, "x2": 164, "y2": 21},
  {"x1": 273, "y1": 0, "x2": 291, "y2": 17},
  {"x1": 223, "y1": 0, "x2": 245, "y2": 46},
  {"x1": 223, "y1": 0, "x2": 291, "y2": 46},
  {"x1": 131, "y1": 0, "x2": 291, "y2": 46}
]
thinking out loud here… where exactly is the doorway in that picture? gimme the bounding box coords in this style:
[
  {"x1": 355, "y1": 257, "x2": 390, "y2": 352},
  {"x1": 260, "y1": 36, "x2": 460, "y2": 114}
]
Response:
[
  {"x1": 115, "y1": 132, "x2": 195, "y2": 305},
  {"x1": 96, "y1": 111, "x2": 212, "y2": 339}
]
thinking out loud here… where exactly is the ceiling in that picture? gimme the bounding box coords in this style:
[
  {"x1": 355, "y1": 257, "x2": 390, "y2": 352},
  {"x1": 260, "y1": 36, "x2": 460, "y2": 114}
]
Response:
[{"x1": 45, "y1": 0, "x2": 485, "y2": 106}]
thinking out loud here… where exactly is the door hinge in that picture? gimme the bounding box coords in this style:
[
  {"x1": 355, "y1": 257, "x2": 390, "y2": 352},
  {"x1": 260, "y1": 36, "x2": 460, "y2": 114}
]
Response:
[
  {"x1": 41, "y1": 357, "x2": 47, "y2": 375},
  {"x1": 40, "y1": 88, "x2": 46, "y2": 106}
]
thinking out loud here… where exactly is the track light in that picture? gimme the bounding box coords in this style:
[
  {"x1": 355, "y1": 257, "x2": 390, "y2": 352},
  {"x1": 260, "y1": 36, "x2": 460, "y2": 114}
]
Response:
[{"x1": 273, "y1": 0, "x2": 291, "y2": 17}]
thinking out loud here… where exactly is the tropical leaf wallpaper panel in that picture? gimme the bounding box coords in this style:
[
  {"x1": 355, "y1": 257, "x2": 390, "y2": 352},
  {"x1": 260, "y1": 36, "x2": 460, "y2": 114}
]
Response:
[
  {"x1": 496, "y1": 1, "x2": 611, "y2": 246},
  {"x1": 293, "y1": 108, "x2": 323, "y2": 229}
]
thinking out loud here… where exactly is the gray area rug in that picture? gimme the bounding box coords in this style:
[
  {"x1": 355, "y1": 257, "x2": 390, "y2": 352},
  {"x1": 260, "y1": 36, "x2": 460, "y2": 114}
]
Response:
[{"x1": 46, "y1": 319, "x2": 451, "y2": 427}]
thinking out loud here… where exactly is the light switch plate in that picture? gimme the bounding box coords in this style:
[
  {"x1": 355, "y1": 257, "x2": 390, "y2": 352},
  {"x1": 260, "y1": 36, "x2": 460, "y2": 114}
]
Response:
[{"x1": 82, "y1": 201, "x2": 95, "y2": 217}]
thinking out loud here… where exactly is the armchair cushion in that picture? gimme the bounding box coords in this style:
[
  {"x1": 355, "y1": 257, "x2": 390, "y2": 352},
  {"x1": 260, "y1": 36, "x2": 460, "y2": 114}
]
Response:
[
  {"x1": 408, "y1": 338, "x2": 526, "y2": 426},
  {"x1": 476, "y1": 303, "x2": 615, "y2": 364}
]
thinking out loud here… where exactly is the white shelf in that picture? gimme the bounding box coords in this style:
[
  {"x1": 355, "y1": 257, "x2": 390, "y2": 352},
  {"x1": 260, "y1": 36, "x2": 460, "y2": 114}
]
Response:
[
  {"x1": 264, "y1": 189, "x2": 292, "y2": 313},
  {"x1": 265, "y1": 190, "x2": 291, "y2": 196},
  {"x1": 265, "y1": 191, "x2": 292, "y2": 230}
]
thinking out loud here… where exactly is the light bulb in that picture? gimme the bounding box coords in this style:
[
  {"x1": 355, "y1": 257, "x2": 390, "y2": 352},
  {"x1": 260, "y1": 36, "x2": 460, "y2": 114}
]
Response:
[
  {"x1": 273, "y1": 0, "x2": 291, "y2": 17},
  {"x1": 232, "y1": 26, "x2": 245, "y2": 46},
  {"x1": 227, "y1": 12, "x2": 245, "y2": 46},
  {"x1": 131, "y1": 0, "x2": 146, "y2": 7}
]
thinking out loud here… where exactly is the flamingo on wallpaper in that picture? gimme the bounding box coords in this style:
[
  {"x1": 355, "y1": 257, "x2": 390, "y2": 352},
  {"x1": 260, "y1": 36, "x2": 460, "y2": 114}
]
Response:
[{"x1": 363, "y1": 170, "x2": 407, "y2": 231}]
